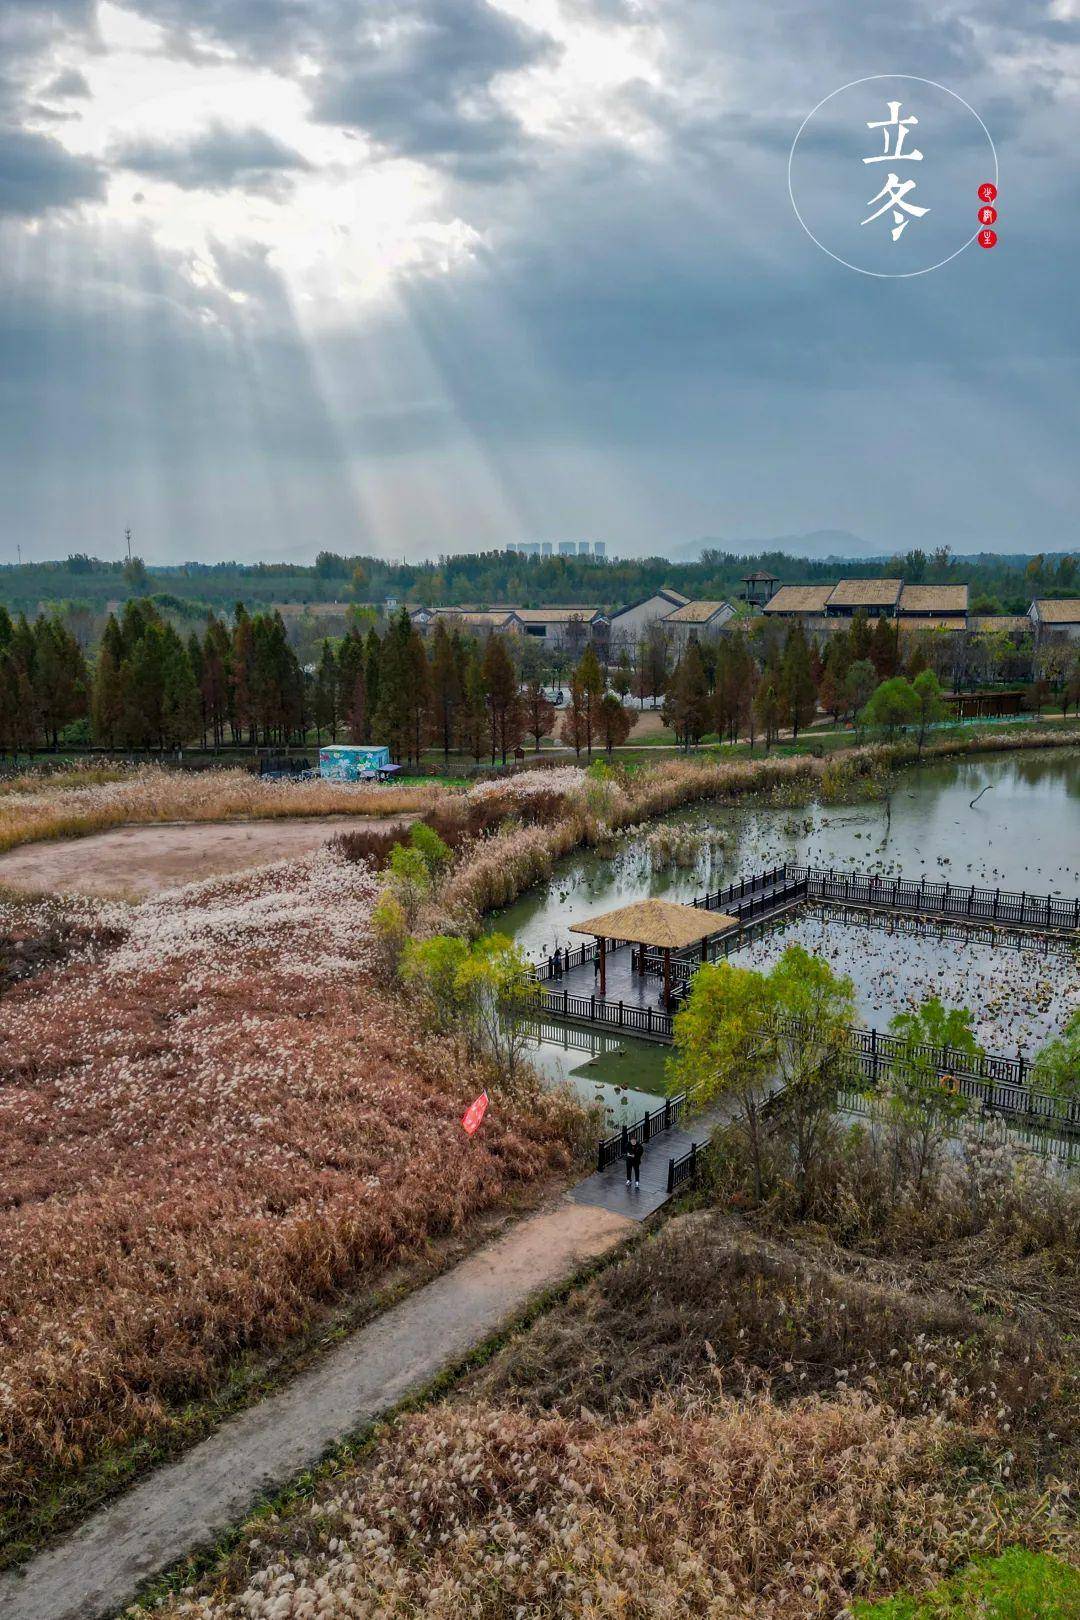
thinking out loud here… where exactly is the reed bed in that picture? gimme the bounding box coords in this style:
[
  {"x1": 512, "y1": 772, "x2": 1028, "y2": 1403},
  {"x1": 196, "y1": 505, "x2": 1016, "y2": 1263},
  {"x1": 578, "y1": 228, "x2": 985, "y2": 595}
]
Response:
[
  {"x1": 143, "y1": 1392, "x2": 1068, "y2": 1620},
  {"x1": 0, "y1": 849, "x2": 582, "y2": 1543},
  {"x1": 0, "y1": 765, "x2": 440, "y2": 855}
]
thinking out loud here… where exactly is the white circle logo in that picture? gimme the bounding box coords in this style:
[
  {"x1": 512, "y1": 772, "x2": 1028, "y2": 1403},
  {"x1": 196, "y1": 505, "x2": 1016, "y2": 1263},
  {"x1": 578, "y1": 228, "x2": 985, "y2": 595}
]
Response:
[{"x1": 788, "y1": 75, "x2": 998, "y2": 278}]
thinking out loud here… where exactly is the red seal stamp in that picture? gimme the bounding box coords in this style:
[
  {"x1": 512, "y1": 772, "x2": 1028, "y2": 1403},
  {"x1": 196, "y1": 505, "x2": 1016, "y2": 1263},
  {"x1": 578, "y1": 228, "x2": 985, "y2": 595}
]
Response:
[
  {"x1": 978, "y1": 181, "x2": 997, "y2": 203},
  {"x1": 978, "y1": 228, "x2": 997, "y2": 249},
  {"x1": 978, "y1": 205, "x2": 997, "y2": 226}
]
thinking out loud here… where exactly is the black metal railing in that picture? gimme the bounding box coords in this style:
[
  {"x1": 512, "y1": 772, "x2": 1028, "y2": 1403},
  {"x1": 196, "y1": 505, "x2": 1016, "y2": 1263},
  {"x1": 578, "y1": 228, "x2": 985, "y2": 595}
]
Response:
[
  {"x1": 666, "y1": 1139, "x2": 708, "y2": 1194},
  {"x1": 596, "y1": 1092, "x2": 687, "y2": 1171},
  {"x1": 533, "y1": 985, "x2": 1078, "y2": 1133},
  {"x1": 790, "y1": 865, "x2": 1080, "y2": 935}
]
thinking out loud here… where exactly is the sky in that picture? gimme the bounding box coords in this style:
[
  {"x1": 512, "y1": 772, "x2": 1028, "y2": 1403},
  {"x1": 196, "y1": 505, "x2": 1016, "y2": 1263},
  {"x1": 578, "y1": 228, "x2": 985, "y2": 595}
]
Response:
[{"x1": 0, "y1": 0, "x2": 1078, "y2": 564}]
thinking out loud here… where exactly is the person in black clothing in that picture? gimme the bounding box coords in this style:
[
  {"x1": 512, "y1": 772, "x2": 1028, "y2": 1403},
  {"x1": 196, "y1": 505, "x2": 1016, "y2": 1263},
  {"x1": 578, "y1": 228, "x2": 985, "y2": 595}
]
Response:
[
  {"x1": 553, "y1": 946, "x2": 563, "y2": 979},
  {"x1": 625, "y1": 1138, "x2": 644, "y2": 1189}
]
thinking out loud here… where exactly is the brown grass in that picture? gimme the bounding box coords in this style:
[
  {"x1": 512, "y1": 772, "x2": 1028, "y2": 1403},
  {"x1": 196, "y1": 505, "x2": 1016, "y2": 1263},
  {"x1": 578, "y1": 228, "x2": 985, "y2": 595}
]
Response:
[{"x1": 0, "y1": 764, "x2": 441, "y2": 855}]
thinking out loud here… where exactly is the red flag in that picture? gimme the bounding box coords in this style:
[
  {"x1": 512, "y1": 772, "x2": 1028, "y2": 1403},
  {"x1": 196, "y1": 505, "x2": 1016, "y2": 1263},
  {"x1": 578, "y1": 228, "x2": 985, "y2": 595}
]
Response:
[{"x1": 461, "y1": 1090, "x2": 489, "y2": 1136}]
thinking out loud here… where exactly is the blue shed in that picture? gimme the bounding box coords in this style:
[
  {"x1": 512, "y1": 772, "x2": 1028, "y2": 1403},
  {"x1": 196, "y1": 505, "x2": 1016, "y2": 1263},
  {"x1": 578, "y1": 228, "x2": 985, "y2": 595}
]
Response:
[{"x1": 318, "y1": 745, "x2": 394, "y2": 781}]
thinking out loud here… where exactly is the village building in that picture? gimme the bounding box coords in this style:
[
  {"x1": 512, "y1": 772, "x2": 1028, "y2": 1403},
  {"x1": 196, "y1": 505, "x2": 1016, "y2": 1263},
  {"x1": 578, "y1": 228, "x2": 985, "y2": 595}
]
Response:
[
  {"x1": 824, "y1": 578, "x2": 903, "y2": 618},
  {"x1": 661, "y1": 599, "x2": 737, "y2": 647},
  {"x1": 1028, "y1": 598, "x2": 1080, "y2": 642},
  {"x1": 607, "y1": 588, "x2": 689, "y2": 650}
]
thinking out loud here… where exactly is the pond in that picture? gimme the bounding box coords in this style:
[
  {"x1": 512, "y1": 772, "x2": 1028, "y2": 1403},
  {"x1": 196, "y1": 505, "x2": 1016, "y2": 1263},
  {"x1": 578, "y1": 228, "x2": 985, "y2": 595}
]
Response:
[{"x1": 491, "y1": 748, "x2": 1080, "y2": 1122}]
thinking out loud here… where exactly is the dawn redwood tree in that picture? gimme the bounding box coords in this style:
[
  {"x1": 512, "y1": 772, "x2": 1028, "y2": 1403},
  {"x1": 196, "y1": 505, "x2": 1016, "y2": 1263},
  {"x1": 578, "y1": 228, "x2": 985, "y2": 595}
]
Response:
[
  {"x1": 404, "y1": 626, "x2": 432, "y2": 764},
  {"x1": 597, "y1": 691, "x2": 632, "y2": 754},
  {"x1": 559, "y1": 672, "x2": 588, "y2": 757},
  {"x1": 337, "y1": 629, "x2": 365, "y2": 740},
  {"x1": 779, "y1": 623, "x2": 817, "y2": 739},
  {"x1": 460, "y1": 649, "x2": 488, "y2": 762},
  {"x1": 429, "y1": 619, "x2": 463, "y2": 760},
  {"x1": 32, "y1": 614, "x2": 87, "y2": 747},
  {"x1": 574, "y1": 644, "x2": 605, "y2": 757},
  {"x1": 870, "y1": 613, "x2": 900, "y2": 680},
  {"x1": 843, "y1": 658, "x2": 877, "y2": 724},
  {"x1": 523, "y1": 678, "x2": 556, "y2": 752},
  {"x1": 346, "y1": 662, "x2": 367, "y2": 743},
  {"x1": 91, "y1": 614, "x2": 125, "y2": 747},
  {"x1": 663, "y1": 641, "x2": 711, "y2": 750},
  {"x1": 848, "y1": 610, "x2": 873, "y2": 665},
  {"x1": 200, "y1": 613, "x2": 232, "y2": 748},
  {"x1": 754, "y1": 652, "x2": 783, "y2": 748},
  {"x1": 187, "y1": 631, "x2": 206, "y2": 746},
  {"x1": 313, "y1": 639, "x2": 338, "y2": 742},
  {"x1": 482, "y1": 633, "x2": 522, "y2": 764},
  {"x1": 374, "y1": 608, "x2": 415, "y2": 763},
  {"x1": 230, "y1": 605, "x2": 255, "y2": 744}
]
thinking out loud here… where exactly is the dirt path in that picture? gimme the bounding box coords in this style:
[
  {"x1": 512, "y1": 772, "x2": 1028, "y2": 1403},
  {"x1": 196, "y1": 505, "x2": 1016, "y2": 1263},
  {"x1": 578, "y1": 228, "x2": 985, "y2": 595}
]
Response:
[
  {"x1": 0, "y1": 1199, "x2": 634, "y2": 1620},
  {"x1": 0, "y1": 817, "x2": 408, "y2": 899}
]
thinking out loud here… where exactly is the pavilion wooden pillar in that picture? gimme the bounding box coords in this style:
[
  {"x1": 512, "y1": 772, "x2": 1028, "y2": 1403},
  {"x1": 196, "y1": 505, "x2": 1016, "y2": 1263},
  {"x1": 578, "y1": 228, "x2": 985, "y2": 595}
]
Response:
[
  {"x1": 599, "y1": 935, "x2": 606, "y2": 997},
  {"x1": 663, "y1": 946, "x2": 671, "y2": 1009}
]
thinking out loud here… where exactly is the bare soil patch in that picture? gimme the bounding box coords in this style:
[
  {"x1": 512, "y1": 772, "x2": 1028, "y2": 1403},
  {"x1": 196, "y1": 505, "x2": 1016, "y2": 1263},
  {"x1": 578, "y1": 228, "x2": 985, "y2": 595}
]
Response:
[{"x1": 0, "y1": 817, "x2": 409, "y2": 899}]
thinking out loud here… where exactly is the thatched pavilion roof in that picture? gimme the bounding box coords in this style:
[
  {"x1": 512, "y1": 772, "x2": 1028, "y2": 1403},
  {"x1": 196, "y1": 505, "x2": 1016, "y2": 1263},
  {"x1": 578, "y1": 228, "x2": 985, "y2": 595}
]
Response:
[{"x1": 569, "y1": 898, "x2": 736, "y2": 951}]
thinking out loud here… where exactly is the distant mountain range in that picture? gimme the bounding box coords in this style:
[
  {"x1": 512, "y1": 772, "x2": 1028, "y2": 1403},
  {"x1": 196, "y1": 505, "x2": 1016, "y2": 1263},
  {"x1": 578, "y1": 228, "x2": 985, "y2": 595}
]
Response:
[{"x1": 667, "y1": 530, "x2": 889, "y2": 563}]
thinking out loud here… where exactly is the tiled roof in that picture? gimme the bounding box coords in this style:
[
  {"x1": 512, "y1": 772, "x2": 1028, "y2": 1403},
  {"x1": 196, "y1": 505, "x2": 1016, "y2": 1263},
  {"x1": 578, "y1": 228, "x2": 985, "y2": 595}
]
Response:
[
  {"x1": 514, "y1": 606, "x2": 605, "y2": 624},
  {"x1": 662, "y1": 599, "x2": 733, "y2": 624},
  {"x1": 763, "y1": 584, "x2": 834, "y2": 614},
  {"x1": 898, "y1": 584, "x2": 969, "y2": 614},
  {"x1": 897, "y1": 617, "x2": 966, "y2": 633},
  {"x1": 1031, "y1": 598, "x2": 1080, "y2": 624},
  {"x1": 826, "y1": 578, "x2": 902, "y2": 608}
]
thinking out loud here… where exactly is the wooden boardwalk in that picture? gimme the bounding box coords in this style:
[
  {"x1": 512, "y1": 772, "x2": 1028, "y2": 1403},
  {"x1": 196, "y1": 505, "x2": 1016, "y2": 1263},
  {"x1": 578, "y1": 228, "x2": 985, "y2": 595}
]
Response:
[{"x1": 571, "y1": 1099, "x2": 734, "y2": 1221}]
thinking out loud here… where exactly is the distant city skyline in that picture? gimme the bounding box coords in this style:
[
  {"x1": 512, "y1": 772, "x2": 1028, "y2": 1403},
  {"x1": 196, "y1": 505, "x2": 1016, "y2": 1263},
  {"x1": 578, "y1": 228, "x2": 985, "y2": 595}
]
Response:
[{"x1": 1, "y1": 2, "x2": 1077, "y2": 562}]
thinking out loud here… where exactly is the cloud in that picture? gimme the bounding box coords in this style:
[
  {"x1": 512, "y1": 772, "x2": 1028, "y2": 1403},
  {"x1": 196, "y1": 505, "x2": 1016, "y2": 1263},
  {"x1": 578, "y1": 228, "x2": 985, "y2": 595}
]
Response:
[
  {"x1": 0, "y1": 126, "x2": 104, "y2": 216},
  {"x1": 42, "y1": 66, "x2": 91, "y2": 98},
  {"x1": 310, "y1": 0, "x2": 558, "y2": 176},
  {"x1": 111, "y1": 122, "x2": 312, "y2": 193}
]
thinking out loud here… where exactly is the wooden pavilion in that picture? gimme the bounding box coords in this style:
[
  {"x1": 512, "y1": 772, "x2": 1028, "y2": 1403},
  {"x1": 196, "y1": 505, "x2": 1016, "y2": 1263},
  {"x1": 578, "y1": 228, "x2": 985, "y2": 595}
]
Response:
[{"x1": 570, "y1": 897, "x2": 737, "y2": 1009}]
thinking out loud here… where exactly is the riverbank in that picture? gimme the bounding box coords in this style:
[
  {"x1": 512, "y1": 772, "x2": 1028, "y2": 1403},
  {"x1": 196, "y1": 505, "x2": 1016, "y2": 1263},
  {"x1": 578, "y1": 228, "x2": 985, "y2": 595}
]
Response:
[{"x1": 428, "y1": 725, "x2": 1080, "y2": 936}]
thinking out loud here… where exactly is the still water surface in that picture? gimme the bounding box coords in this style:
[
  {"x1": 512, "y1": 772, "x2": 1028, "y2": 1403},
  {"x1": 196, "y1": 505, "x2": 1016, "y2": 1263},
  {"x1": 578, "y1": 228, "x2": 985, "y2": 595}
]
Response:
[{"x1": 490, "y1": 749, "x2": 1080, "y2": 1124}]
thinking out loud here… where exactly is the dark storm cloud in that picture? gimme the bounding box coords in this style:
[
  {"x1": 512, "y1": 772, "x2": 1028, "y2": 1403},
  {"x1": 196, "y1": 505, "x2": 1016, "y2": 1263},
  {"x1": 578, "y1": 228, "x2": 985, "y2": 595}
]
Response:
[
  {"x1": 112, "y1": 124, "x2": 312, "y2": 193},
  {"x1": 0, "y1": 127, "x2": 104, "y2": 216}
]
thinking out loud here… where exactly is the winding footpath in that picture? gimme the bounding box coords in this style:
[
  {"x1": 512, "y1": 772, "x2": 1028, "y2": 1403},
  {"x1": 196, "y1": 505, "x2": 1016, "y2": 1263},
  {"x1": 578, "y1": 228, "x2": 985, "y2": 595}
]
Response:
[{"x1": 0, "y1": 1102, "x2": 729, "y2": 1620}]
